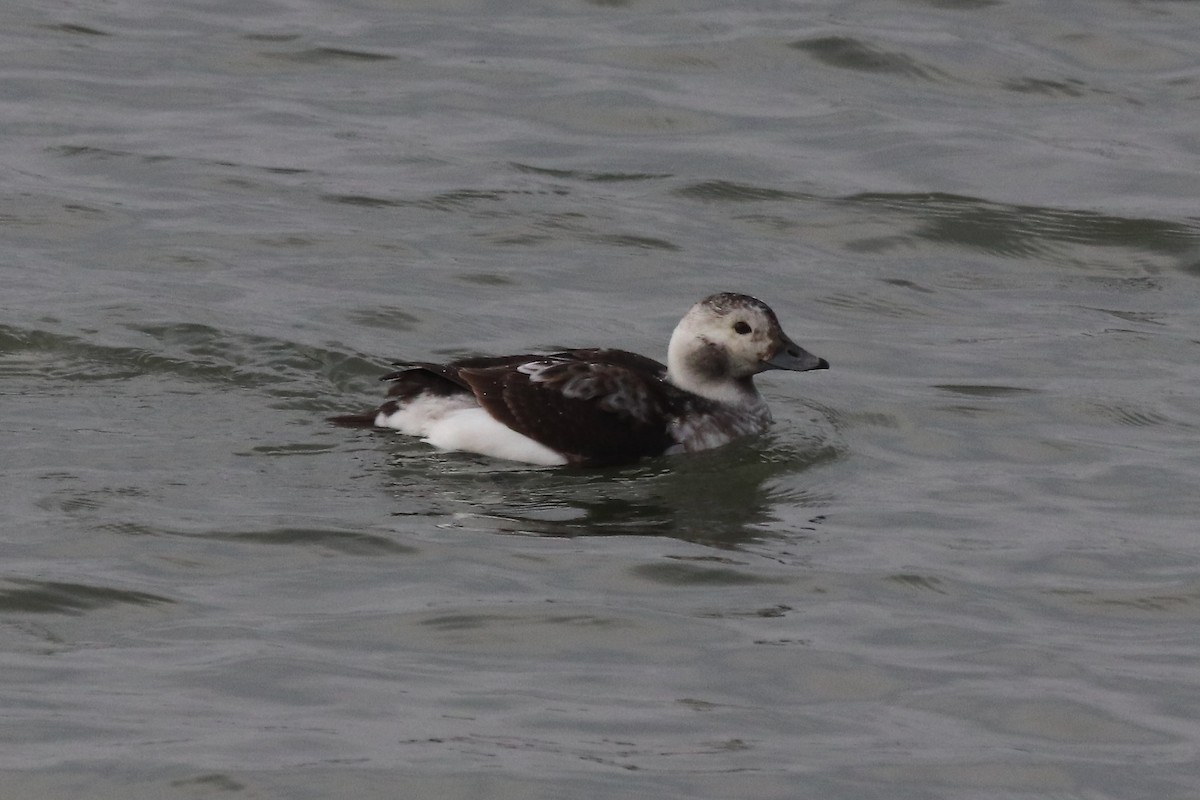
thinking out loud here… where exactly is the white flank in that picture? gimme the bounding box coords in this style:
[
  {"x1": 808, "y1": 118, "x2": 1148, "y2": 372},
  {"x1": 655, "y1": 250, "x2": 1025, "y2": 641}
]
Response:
[
  {"x1": 375, "y1": 393, "x2": 566, "y2": 465},
  {"x1": 422, "y1": 407, "x2": 568, "y2": 466},
  {"x1": 374, "y1": 393, "x2": 477, "y2": 436}
]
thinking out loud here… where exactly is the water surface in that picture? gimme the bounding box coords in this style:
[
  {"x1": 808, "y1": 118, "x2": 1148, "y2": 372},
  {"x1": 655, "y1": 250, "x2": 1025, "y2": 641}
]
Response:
[{"x1": 4, "y1": 0, "x2": 1200, "y2": 797}]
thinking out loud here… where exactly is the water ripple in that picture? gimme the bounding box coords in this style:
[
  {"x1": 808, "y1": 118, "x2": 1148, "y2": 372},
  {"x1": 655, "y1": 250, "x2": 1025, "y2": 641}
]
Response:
[
  {"x1": 261, "y1": 47, "x2": 398, "y2": 64},
  {"x1": 0, "y1": 323, "x2": 376, "y2": 398},
  {"x1": 0, "y1": 580, "x2": 173, "y2": 615},
  {"x1": 843, "y1": 192, "x2": 1200, "y2": 260},
  {"x1": 789, "y1": 36, "x2": 948, "y2": 81}
]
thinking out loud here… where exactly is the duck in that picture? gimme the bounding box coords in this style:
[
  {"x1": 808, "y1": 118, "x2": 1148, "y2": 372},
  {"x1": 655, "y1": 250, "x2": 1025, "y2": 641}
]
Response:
[{"x1": 329, "y1": 292, "x2": 828, "y2": 466}]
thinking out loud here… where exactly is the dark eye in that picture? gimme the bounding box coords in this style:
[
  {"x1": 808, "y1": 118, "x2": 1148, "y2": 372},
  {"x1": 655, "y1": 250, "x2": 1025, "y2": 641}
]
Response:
[{"x1": 733, "y1": 321, "x2": 752, "y2": 335}]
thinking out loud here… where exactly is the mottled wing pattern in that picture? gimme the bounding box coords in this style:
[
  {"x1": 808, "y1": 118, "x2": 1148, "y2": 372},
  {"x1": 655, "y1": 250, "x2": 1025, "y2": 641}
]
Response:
[
  {"x1": 546, "y1": 348, "x2": 669, "y2": 377},
  {"x1": 457, "y1": 349, "x2": 678, "y2": 466}
]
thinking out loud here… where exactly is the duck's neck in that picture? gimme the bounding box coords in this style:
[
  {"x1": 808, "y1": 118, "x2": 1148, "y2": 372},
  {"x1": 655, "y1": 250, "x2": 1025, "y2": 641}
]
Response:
[
  {"x1": 670, "y1": 371, "x2": 761, "y2": 407},
  {"x1": 667, "y1": 338, "x2": 761, "y2": 407}
]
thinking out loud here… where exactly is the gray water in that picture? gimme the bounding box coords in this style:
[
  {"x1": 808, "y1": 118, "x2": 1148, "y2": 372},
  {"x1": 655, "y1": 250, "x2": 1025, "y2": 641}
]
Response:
[{"x1": 4, "y1": 0, "x2": 1200, "y2": 797}]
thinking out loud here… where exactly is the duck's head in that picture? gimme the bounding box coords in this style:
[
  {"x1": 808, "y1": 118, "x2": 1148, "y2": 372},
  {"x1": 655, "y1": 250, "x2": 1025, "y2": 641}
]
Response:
[{"x1": 667, "y1": 292, "x2": 828, "y2": 403}]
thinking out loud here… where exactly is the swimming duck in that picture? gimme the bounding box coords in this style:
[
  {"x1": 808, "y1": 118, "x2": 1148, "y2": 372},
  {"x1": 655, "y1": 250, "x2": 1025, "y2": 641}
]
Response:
[{"x1": 330, "y1": 292, "x2": 828, "y2": 466}]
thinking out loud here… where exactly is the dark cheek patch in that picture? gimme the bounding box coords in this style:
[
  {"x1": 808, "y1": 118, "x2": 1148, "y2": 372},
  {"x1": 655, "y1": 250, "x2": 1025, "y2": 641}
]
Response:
[{"x1": 686, "y1": 341, "x2": 730, "y2": 381}]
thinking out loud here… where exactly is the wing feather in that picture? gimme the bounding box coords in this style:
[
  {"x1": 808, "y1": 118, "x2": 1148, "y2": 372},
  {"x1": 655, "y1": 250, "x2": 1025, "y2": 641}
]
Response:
[{"x1": 459, "y1": 355, "x2": 677, "y2": 465}]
